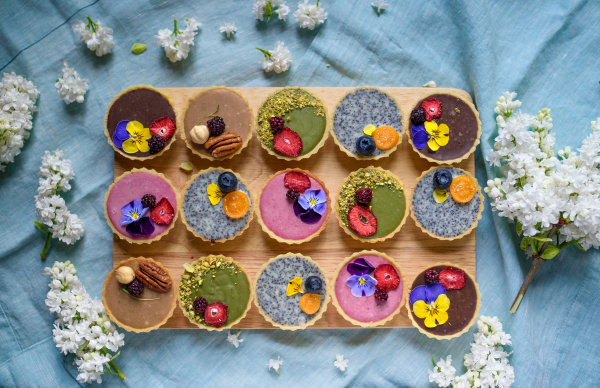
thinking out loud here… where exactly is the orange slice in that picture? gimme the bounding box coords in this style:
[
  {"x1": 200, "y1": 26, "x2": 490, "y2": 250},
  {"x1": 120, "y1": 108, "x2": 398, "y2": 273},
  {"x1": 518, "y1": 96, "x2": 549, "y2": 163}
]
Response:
[
  {"x1": 372, "y1": 126, "x2": 399, "y2": 150},
  {"x1": 449, "y1": 176, "x2": 477, "y2": 203},
  {"x1": 222, "y1": 191, "x2": 250, "y2": 218},
  {"x1": 299, "y1": 293, "x2": 321, "y2": 314}
]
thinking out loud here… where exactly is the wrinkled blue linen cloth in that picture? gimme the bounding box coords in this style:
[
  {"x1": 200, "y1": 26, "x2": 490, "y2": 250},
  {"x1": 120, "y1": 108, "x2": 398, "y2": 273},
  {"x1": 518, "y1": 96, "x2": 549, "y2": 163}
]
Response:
[{"x1": 1, "y1": 0, "x2": 600, "y2": 387}]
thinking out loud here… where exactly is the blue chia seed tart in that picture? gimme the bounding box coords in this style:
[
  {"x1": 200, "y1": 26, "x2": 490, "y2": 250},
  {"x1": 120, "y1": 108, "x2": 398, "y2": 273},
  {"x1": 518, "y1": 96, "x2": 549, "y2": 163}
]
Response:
[
  {"x1": 180, "y1": 167, "x2": 253, "y2": 243},
  {"x1": 410, "y1": 166, "x2": 483, "y2": 240},
  {"x1": 332, "y1": 87, "x2": 403, "y2": 160},
  {"x1": 254, "y1": 253, "x2": 329, "y2": 330}
]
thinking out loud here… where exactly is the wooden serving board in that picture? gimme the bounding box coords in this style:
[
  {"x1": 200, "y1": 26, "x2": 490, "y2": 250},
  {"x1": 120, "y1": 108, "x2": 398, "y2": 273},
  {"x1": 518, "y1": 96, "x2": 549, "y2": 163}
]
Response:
[{"x1": 112, "y1": 87, "x2": 476, "y2": 329}]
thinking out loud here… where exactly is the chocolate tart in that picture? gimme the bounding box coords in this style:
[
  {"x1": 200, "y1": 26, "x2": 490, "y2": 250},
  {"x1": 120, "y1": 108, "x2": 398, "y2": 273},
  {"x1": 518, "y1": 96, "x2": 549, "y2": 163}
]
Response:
[
  {"x1": 256, "y1": 87, "x2": 329, "y2": 161},
  {"x1": 406, "y1": 263, "x2": 481, "y2": 340},
  {"x1": 102, "y1": 257, "x2": 177, "y2": 333},
  {"x1": 180, "y1": 167, "x2": 253, "y2": 243},
  {"x1": 104, "y1": 168, "x2": 178, "y2": 244},
  {"x1": 335, "y1": 166, "x2": 409, "y2": 243},
  {"x1": 407, "y1": 91, "x2": 481, "y2": 164},
  {"x1": 332, "y1": 87, "x2": 403, "y2": 160},
  {"x1": 330, "y1": 250, "x2": 407, "y2": 327},
  {"x1": 256, "y1": 168, "x2": 331, "y2": 244},
  {"x1": 410, "y1": 166, "x2": 483, "y2": 240},
  {"x1": 180, "y1": 86, "x2": 253, "y2": 161},
  {"x1": 104, "y1": 85, "x2": 178, "y2": 160},
  {"x1": 177, "y1": 255, "x2": 252, "y2": 331},
  {"x1": 254, "y1": 253, "x2": 329, "y2": 330}
]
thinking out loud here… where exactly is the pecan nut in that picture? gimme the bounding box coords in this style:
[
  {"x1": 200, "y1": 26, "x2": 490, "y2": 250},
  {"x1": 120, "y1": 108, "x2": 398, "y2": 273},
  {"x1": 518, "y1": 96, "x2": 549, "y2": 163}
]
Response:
[
  {"x1": 204, "y1": 132, "x2": 242, "y2": 158},
  {"x1": 135, "y1": 261, "x2": 172, "y2": 292}
]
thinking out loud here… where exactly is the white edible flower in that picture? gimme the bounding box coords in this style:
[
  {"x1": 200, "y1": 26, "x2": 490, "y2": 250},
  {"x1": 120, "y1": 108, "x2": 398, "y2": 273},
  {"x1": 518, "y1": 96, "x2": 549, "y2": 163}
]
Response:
[
  {"x1": 55, "y1": 61, "x2": 89, "y2": 104},
  {"x1": 267, "y1": 356, "x2": 283, "y2": 374},
  {"x1": 371, "y1": 0, "x2": 389, "y2": 15},
  {"x1": 257, "y1": 41, "x2": 292, "y2": 73},
  {"x1": 428, "y1": 355, "x2": 456, "y2": 387},
  {"x1": 155, "y1": 17, "x2": 201, "y2": 62},
  {"x1": 219, "y1": 22, "x2": 237, "y2": 40},
  {"x1": 293, "y1": 0, "x2": 327, "y2": 30},
  {"x1": 334, "y1": 354, "x2": 348, "y2": 371},
  {"x1": 226, "y1": 330, "x2": 243, "y2": 348},
  {"x1": 72, "y1": 16, "x2": 114, "y2": 56},
  {"x1": 253, "y1": 0, "x2": 290, "y2": 22},
  {"x1": 423, "y1": 81, "x2": 437, "y2": 88}
]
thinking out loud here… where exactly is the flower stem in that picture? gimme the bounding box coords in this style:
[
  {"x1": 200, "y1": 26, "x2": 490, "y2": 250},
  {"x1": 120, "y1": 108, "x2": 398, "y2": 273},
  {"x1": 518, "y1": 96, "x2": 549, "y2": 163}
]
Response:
[
  {"x1": 108, "y1": 360, "x2": 126, "y2": 380},
  {"x1": 256, "y1": 47, "x2": 272, "y2": 59},
  {"x1": 40, "y1": 232, "x2": 52, "y2": 260}
]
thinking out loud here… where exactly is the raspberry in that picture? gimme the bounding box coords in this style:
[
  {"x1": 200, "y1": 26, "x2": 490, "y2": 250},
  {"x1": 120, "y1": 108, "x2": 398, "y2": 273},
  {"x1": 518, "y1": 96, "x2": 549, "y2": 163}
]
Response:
[
  {"x1": 204, "y1": 302, "x2": 228, "y2": 328},
  {"x1": 354, "y1": 188, "x2": 373, "y2": 205},
  {"x1": 149, "y1": 116, "x2": 176, "y2": 141},
  {"x1": 147, "y1": 136, "x2": 165, "y2": 154},
  {"x1": 439, "y1": 267, "x2": 466, "y2": 290},
  {"x1": 411, "y1": 107, "x2": 427, "y2": 125},
  {"x1": 347, "y1": 205, "x2": 377, "y2": 237},
  {"x1": 141, "y1": 194, "x2": 156, "y2": 209},
  {"x1": 419, "y1": 98, "x2": 443, "y2": 121},
  {"x1": 286, "y1": 189, "x2": 300, "y2": 201},
  {"x1": 273, "y1": 127, "x2": 303, "y2": 157},
  {"x1": 269, "y1": 116, "x2": 285, "y2": 131},
  {"x1": 207, "y1": 116, "x2": 226, "y2": 137},
  {"x1": 127, "y1": 280, "x2": 144, "y2": 297},
  {"x1": 425, "y1": 269, "x2": 439, "y2": 284},
  {"x1": 374, "y1": 288, "x2": 388, "y2": 301},
  {"x1": 373, "y1": 264, "x2": 400, "y2": 291},
  {"x1": 284, "y1": 171, "x2": 311, "y2": 192},
  {"x1": 193, "y1": 297, "x2": 208, "y2": 315}
]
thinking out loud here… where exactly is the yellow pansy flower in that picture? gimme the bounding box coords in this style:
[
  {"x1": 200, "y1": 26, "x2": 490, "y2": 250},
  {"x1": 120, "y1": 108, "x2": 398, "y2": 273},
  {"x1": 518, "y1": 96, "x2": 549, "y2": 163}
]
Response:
[
  {"x1": 413, "y1": 293, "x2": 450, "y2": 328},
  {"x1": 424, "y1": 121, "x2": 449, "y2": 151},
  {"x1": 122, "y1": 121, "x2": 151, "y2": 154},
  {"x1": 286, "y1": 277, "x2": 304, "y2": 296},
  {"x1": 207, "y1": 184, "x2": 224, "y2": 205}
]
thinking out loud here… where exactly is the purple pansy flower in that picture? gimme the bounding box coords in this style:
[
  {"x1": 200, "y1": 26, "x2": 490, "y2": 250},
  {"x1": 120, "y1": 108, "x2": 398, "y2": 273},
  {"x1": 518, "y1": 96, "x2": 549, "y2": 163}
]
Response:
[
  {"x1": 347, "y1": 257, "x2": 375, "y2": 276},
  {"x1": 409, "y1": 282, "x2": 446, "y2": 305},
  {"x1": 411, "y1": 124, "x2": 429, "y2": 150},
  {"x1": 293, "y1": 189, "x2": 327, "y2": 224},
  {"x1": 120, "y1": 199, "x2": 148, "y2": 225},
  {"x1": 345, "y1": 257, "x2": 377, "y2": 297},
  {"x1": 126, "y1": 217, "x2": 155, "y2": 236},
  {"x1": 112, "y1": 120, "x2": 131, "y2": 149}
]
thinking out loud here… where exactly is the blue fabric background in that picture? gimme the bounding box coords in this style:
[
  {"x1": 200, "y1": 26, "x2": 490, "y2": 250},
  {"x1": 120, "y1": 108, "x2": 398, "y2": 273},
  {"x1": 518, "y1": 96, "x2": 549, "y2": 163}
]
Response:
[{"x1": 1, "y1": 0, "x2": 599, "y2": 386}]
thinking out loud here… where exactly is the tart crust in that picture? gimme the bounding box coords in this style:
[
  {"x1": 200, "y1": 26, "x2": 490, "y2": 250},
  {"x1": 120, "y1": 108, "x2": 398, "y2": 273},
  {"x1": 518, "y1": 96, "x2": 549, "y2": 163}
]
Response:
[
  {"x1": 255, "y1": 168, "x2": 331, "y2": 245},
  {"x1": 330, "y1": 250, "x2": 407, "y2": 328},
  {"x1": 104, "y1": 168, "x2": 179, "y2": 244},
  {"x1": 406, "y1": 90, "x2": 481, "y2": 165},
  {"x1": 102, "y1": 257, "x2": 177, "y2": 333},
  {"x1": 104, "y1": 85, "x2": 179, "y2": 161},
  {"x1": 331, "y1": 86, "x2": 404, "y2": 160},
  {"x1": 255, "y1": 87, "x2": 330, "y2": 161},
  {"x1": 254, "y1": 253, "x2": 330, "y2": 330},
  {"x1": 335, "y1": 166, "x2": 410, "y2": 243},
  {"x1": 410, "y1": 166, "x2": 484, "y2": 241},
  {"x1": 405, "y1": 262, "x2": 481, "y2": 340},
  {"x1": 177, "y1": 255, "x2": 253, "y2": 331},
  {"x1": 179, "y1": 86, "x2": 254, "y2": 161},
  {"x1": 179, "y1": 167, "x2": 254, "y2": 243}
]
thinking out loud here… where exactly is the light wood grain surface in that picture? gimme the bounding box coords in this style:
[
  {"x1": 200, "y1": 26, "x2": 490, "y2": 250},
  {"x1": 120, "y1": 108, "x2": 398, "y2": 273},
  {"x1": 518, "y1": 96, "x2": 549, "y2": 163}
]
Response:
[{"x1": 112, "y1": 87, "x2": 476, "y2": 329}]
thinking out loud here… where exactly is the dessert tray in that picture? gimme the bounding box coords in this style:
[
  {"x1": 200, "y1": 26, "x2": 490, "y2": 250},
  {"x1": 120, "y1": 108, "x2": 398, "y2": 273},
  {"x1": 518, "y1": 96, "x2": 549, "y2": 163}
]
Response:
[{"x1": 111, "y1": 86, "x2": 476, "y2": 329}]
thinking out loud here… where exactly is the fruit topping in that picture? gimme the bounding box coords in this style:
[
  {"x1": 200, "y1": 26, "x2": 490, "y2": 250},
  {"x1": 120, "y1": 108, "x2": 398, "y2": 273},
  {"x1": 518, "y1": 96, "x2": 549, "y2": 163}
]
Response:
[
  {"x1": 304, "y1": 276, "x2": 323, "y2": 293},
  {"x1": 347, "y1": 205, "x2": 378, "y2": 237},
  {"x1": 222, "y1": 191, "x2": 250, "y2": 219},
  {"x1": 273, "y1": 127, "x2": 303, "y2": 157},
  {"x1": 356, "y1": 135, "x2": 376, "y2": 156},
  {"x1": 115, "y1": 266, "x2": 135, "y2": 284},
  {"x1": 127, "y1": 280, "x2": 144, "y2": 297},
  {"x1": 433, "y1": 169, "x2": 452, "y2": 190},
  {"x1": 150, "y1": 197, "x2": 175, "y2": 225},
  {"x1": 207, "y1": 116, "x2": 226, "y2": 137},
  {"x1": 354, "y1": 188, "x2": 373, "y2": 205},
  {"x1": 372, "y1": 126, "x2": 399, "y2": 150},
  {"x1": 193, "y1": 297, "x2": 208, "y2": 315},
  {"x1": 190, "y1": 124, "x2": 210, "y2": 144},
  {"x1": 299, "y1": 293, "x2": 321, "y2": 315},
  {"x1": 284, "y1": 171, "x2": 311, "y2": 192},
  {"x1": 147, "y1": 135, "x2": 165, "y2": 154},
  {"x1": 439, "y1": 267, "x2": 466, "y2": 290},
  {"x1": 373, "y1": 264, "x2": 400, "y2": 291},
  {"x1": 411, "y1": 107, "x2": 427, "y2": 125},
  {"x1": 374, "y1": 287, "x2": 388, "y2": 301},
  {"x1": 286, "y1": 277, "x2": 304, "y2": 296},
  {"x1": 218, "y1": 172, "x2": 238, "y2": 193},
  {"x1": 286, "y1": 189, "x2": 300, "y2": 201},
  {"x1": 204, "y1": 302, "x2": 228, "y2": 328},
  {"x1": 269, "y1": 116, "x2": 285, "y2": 131},
  {"x1": 424, "y1": 269, "x2": 440, "y2": 284},
  {"x1": 419, "y1": 98, "x2": 443, "y2": 121},
  {"x1": 149, "y1": 116, "x2": 176, "y2": 141},
  {"x1": 141, "y1": 194, "x2": 156, "y2": 209},
  {"x1": 449, "y1": 175, "x2": 477, "y2": 203}
]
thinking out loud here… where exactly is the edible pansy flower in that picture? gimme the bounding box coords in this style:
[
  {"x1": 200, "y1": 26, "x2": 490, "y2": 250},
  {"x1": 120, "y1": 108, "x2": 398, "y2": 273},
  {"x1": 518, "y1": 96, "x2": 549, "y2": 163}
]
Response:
[
  {"x1": 347, "y1": 257, "x2": 375, "y2": 276},
  {"x1": 433, "y1": 188, "x2": 449, "y2": 203},
  {"x1": 409, "y1": 283, "x2": 450, "y2": 328},
  {"x1": 286, "y1": 277, "x2": 304, "y2": 296},
  {"x1": 293, "y1": 189, "x2": 327, "y2": 224},
  {"x1": 120, "y1": 199, "x2": 148, "y2": 225},
  {"x1": 363, "y1": 124, "x2": 376, "y2": 136},
  {"x1": 207, "y1": 184, "x2": 224, "y2": 205},
  {"x1": 119, "y1": 121, "x2": 152, "y2": 154},
  {"x1": 345, "y1": 257, "x2": 377, "y2": 297},
  {"x1": 126, "y1": 216, "x2": 155, "y2": 236},
  {"x1": 412, "y1": 124, "x2": 429, "y2": 150},
  {"x1": 424, "y1": 121, "x2": 449, "y2": 151}
]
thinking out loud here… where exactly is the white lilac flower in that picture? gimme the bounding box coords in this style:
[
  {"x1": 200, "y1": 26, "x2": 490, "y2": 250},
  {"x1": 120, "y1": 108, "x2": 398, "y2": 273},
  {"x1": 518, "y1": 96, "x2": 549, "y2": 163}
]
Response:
[
  {"x1": 226, "y1": 330, "x2": 243, "y2": 348},
  {"x1": 293, "y1": 0, "x2": 327, "y2": 30},
  {"x1": 428, "y1": 355, "x2": 456, "y2": 387},
  {"x1": 422, "y1": 81, "x2": 437, "y2": 88},
  {"x1": 334, "y1": 354, "x2": 348, "y2": 371},
  {"x1": 253, "y1": 0, "x2": 290, "y2": 22},
  {"x1": 55, "y1": 61, "x2": 89, "y2": 104},
  {"x1": 72, "y1": 16, "x2": 114, "y2": 56},
  {"x1": 256, "y1": 41, "x2": 292, "y2": 73},
  {"x1": 371, "y1": 0, "x2": 389, "y2": 16},
  {"x1": 155, "y1": 17, "x2": 201, "y2": 62},
  {"x1": 0, "y1": 72, "x2": 39, "y2": 172},
  {"x1": 267, "y1": 356, "x2": 283, "y2": 374},
  {"x1": 219, "y1": 22, "x2": 237, "y2": 40}
]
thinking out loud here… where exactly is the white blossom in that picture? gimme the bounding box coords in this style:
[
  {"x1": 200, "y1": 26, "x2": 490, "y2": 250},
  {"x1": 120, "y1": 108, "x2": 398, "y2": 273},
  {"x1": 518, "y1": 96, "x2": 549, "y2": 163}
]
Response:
[
  {"x1": 253, "y1": 0, "x2": 290, "y2": 22},
  {"x1": 72, "y1": 16, "x2": 114, "y2": 56},
  {"x1": 55, "y1": 61, "x2": 89, "y2": 104},
  {"x1": 267, "y1": 356, "x2": 283, "y2": 373},
  {"x1": 155, "y1": 17, "x2": 201, "y2": 63},
  {"x1": 371, "y1": 0, "x2": 389, "y2": 15},
  {"x1": 226, "y1": 330, "x2": 243, "y2": 348},
  {"x1": 219, "y1": 22, "x2": 237, "y2": 40},
  {"x1": 423, "y1": 81, "x2": 437, "y2": 88},
  {"x1": 429, "y1": 355, "x2": 456, "y2": 387},
  {"x1": 257, "y1": 41, "x2": 292, "y2": 73},
  {"x1": 334, "y1": 354, "x2": 348, "y2": 371},
  {"x1": 293, "y1": 0, "x2": 327, "y2": 30}
]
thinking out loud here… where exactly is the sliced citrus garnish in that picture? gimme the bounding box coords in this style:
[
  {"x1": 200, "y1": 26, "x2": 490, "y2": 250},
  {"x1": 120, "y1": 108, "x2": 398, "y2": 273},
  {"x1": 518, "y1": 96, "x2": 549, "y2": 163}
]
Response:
[
  {"x1": 222, "y1": 191, "x2": 250, "y2": 218},
  {"x1": 449, "y1": 176, "x2": 476, "y2": 203},
  {"x1": 372, "y1": 126, "x2": 399, "y2": 150},
  {"x1": 299, "y1": 293, "x2": 321, "y2": 314}
]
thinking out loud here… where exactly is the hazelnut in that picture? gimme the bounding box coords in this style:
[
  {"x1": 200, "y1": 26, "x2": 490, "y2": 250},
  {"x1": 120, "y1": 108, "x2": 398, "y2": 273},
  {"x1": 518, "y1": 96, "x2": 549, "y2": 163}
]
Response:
[
  {"x1": 190, "y1": 125, "x2": 210, "y2": 145},
  {"x1": 115, "y1": 266, "x2": 135, "y2": 284}
]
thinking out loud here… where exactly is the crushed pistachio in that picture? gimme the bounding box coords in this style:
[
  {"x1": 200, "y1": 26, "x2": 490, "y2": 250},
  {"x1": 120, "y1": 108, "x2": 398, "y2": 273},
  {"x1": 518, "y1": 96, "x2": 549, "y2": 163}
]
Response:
[{"x1": 455, "y1": 108, "x2": 460, "y2": 113}]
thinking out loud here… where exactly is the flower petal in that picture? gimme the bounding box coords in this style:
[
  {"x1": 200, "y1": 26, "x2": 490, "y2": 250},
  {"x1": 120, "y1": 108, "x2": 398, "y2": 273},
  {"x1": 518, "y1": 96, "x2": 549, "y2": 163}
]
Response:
[
  {"x1": 354, "y1": 258, "x2": 375, "y2": 273},
  {"x1": 409, "y1": 285, "x2": 428, "y2": 305},
  {"x1": 432, "y1": 309, "x2": 449, "y2": 326},
  {"x1": 434, "y1": 293, "x2": 451, "y2": 312},
  {"x1": 312, "y1": 201, "x2": 327, "y2": 215},
  {"x1": 345, "y1": 275, "x2": 360, "y2": 288},
  {"x1": 122, "y1": 138, "x2": 139, "y2": 154},
  {"x1": 300, "y1": 209, "x2": 322, "y2": 224},
  {"x1": 435, "y1": 132, "x2": 449, "y2": 147},
  {"x1": 126, "y1": 217, "x2": 155, "y2": 236},
  {"x1": 120, "y1": 214, "x2": 134, "y2": 225},
  {"x1": 433, "y1": 189, "x2": 449, "y2": 203},
  {"x1": 121, "y1": 200, "x2": 135, "y2": 216},
  {"x1": 126, "y1": 121, "x2": 143, "y2": 135},
  {"x1": 424, "y1": 312, "x2": 438, "y2": 328},
  {"x1": 286, "y1": 277, "x2": 304, "y2": 296},
  {"x1": 207, "y1": 184, "x2": 223, "y2": 205},
  {"x1": 314, "y1": 189, "x2": 327, "y2": 203},
  {"x1": 347, "y1": 262, "x2": 369, "y2": 276},
  {"x1": 298, "y1": 195, "x2": 311, "y2": 210},
  {"x1": 427, "y1": 137, "x2": 440, "y2": 151},
  {"x1": 438, "y1": 123, "x2": 449, "y2": 135},
  {"x1": 115, "y1": 120, "x2": 131, "y2": 140},
  {"x1": 412, "y1": 125, "x2": 429, "y2": 150},
  {"x1": 140, "y1": 126, "x2": 152, "y2": 141},
  {"x1": 137, "y1": 138, "x2": 150, "y2": 153},
  {"x1": 113, "y1": 130, "x2": 124, "y2": 149},
  {"x1": 424, "y1": 121, "x2": 438, "y2": 135},
  {"x1": 412, "y1": 300, "x2": 430, "y2": 318},
  {"x1": 425, "y1": 283, "x2": 447, "y2": 304},
  {"x1": 293, "y1": 200, "x2": 310, "y2": 216}
]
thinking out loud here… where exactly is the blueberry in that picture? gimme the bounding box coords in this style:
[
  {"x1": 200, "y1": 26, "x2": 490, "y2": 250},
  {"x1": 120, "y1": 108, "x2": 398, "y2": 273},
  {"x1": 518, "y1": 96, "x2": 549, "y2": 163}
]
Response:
[
  {"x1": 356, "y1": 136, "x2": 376, "y2": 156},
  {"x1": 433, "y1": 169, "x2": 452, "y2": 190},
  {"x1": 218, "y1": 172, "x2": 238, "y2": 193},
  {"x1": 304, "y1": 276, "x2": 322, "y2": 293}
]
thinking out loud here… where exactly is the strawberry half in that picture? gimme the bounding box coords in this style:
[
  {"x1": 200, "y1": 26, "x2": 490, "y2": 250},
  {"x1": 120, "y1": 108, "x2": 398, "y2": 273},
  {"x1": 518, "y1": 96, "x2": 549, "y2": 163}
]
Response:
[
  {"x1": 204, "y1": 302, "x2": 228, "y2": 328},
  {"x1": 439, "y1": 267, "x2": 466, "y2": 290},
  {"x1": 150, "y1": 197, "x2": 174, "y2": 225},
  {"x1": 149, "y1": 116, "x2": 176, "y2": 141},
  {"x1": 273, "y1": 127, "x2": 303, "y2": 157},
  {"x1": 373, "y1": 264, "x2": 400, "y2": 291},
  {"x1": 419, "y1": 98, "x2": 443, "y2": 122},
  {"x1": 284, "y1": 171, "x2": 311, "y2": 192},
  {"x1": 347, "y1": 205, "x2": 377, "y2": 237}
]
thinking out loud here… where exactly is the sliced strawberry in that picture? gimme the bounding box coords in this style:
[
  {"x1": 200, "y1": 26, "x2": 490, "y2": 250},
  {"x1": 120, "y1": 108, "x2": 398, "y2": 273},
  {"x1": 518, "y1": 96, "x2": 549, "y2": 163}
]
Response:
[
  {"x1": 373, "y1": 264, "x2": 400, "y2": 291},
  {"x1": 204, "y1": 302, "x2": 228, "y2": 328},
  {"x1": 273, "y1": 127, "x2": 303, "y2": 157},
  {"x1": 284, "y1": 171, "x2": 311, "y2": 192},
  {"x1": 439, "y1": 267, "x2": 466, "y2": 290},
  {"x1": 149, "y1": 116, "x2": 176, "y2": 141},
  {"x1": 150, "y1": 197, "x2": 174, "y2": 225},
  {"x1": 419, "y1": 98, "x2": 443, "y2": 121},
  {"x1": 347, "y1": 205, "x2": 377, "y2": 237}
]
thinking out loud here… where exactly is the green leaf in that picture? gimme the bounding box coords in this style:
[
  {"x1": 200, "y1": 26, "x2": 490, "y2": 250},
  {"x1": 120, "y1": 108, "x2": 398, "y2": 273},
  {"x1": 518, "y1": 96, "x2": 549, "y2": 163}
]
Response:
[
  {"x1": 431, "y1": 356, "x2": 437, "y2": 368},
  {"x1": 532, "y1": 236, "x2": 552, "y2": 242},
  {"x1": 516, "y1": 222, "x2": 523, "y2": 236},
  {"x1": 520, "y1": 237, "x2": 530, "y2": 251},
  {"x1": 131, "y1": 43, "x2": 147, "y2": 54},
  {"x1": 558, "y1": 239, "x2": 579, "y2": 250},
  {"x1": 541, "y1": 244, "x2": 561, "y2": 260},
  {"x1": 34, "y1": 220, "x2": 47, "y2": 233},
  {"x1": 531, "y1": 239, "x2": 539, "y2": 255},
  {"x1": 180, "y1": 162, "x2": 193, "y2": 172},
  {"x1": 575, "y1": 243, "x2": 587, "y2": 252}
]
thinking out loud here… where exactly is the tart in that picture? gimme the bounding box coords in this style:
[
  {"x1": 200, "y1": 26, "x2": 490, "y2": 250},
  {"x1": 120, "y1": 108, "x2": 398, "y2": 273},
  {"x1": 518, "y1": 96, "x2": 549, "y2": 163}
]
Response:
[
  {"x1": 180, "y1": 86, "x2": 253, "y2": 160},
  {"x1": 178, "y1": 255, "x2": 252, "y2": 331},
  {"x1": 407, "y1": 92, "x2": 481, "y2": 164},
  {"x1": 254, "y1": 253, "x2": 329, "y2": 330},
  {"x1": 256, "y1": 87, "x2": 329, "y2": 161},
  {"x1": 180, "y1": 167, "x2": 253, "y2": 243},
  {"x1": 104, "y1": 168, "x2": 178, "y2": 244},
  {"x1": 104, "y1": 85, "x2": 178, "y2": 160},
  {"x1": 102, "y1": 257, "x2": 177, "y2": 332},
  {"x1": 256, "y1": 169, "x2": 330, "y2": 244},
  {"x1": 332, "y1": 87, "x2": 403, "y2": 160},
  {"x1": 406, "y1": 263, "x2": 481, "y2": 340},
  {"x1": 335, "y1": 166, "x2": 409, "y2": 243},
  {"x1": 331, "y1": 250, "x2": 406, "y2": 327},
  {"x1": 410, "y1": 166, "x2": 483, "y2": 240}
]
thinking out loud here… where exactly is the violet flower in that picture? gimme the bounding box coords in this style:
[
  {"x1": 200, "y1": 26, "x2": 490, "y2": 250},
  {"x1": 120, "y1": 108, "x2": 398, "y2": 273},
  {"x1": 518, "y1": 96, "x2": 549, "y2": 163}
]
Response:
[
  {"x1": 126, "y1": 217, "x2": 155, "y2": 236},
  {"x1": 120, "y1": 199, "x2": 148, "y2": 225},
  {"x1": 345, "y1": 257, "x2": 377, "y2": 297},
  {"x1": 293, "y1": 189, "x2": 327, "y2": 224},
  {"x1": 412, "y1": 124, "x2": 429, "y2": 150}
]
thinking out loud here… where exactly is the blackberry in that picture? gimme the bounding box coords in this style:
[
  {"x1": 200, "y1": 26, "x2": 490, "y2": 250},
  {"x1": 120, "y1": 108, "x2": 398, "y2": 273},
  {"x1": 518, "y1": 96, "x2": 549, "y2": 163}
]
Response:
[
  {"x1": 355, "y1": 188, "x2": 373, "y2": 205},
  {"x1": 286, "y1": 189, "x2": 300, "y2": 201},
  {"x1": 127, "y1": 280, "x2": 144, "y2": 297},
  {"x1": 374, "y1": 288, "x2": 388, "y2": 301},
  {"x1": 193, "y1": 297, "x2": 208, "y2": 315},
  {"x1": 411, "y1": 107, "x2": 427, "y2": 125},
  {"x1": 148, "y1": 136, "x2": 165, "y2": 154},
  {"x1": 141, "y1": 194, "x2": 156, "y2": 209},
  {"x1": 269, "y1": 116, "x2": 285, "y2": 131},
  {"x1": 425, "y1": 269, "x2": 439, "y2": 284},
  {"x1": 207, "y1": 116, "x2": 226, "y2": 137}
]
